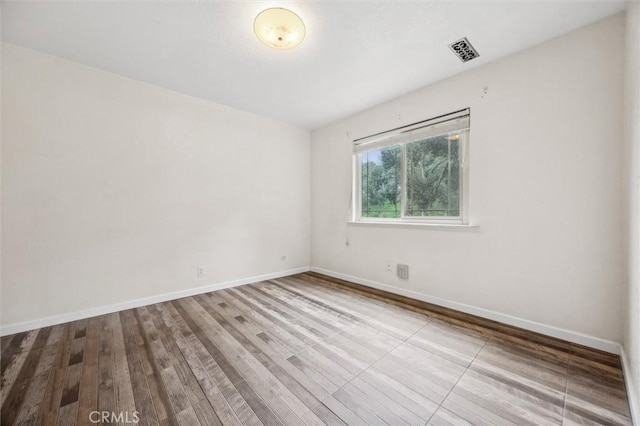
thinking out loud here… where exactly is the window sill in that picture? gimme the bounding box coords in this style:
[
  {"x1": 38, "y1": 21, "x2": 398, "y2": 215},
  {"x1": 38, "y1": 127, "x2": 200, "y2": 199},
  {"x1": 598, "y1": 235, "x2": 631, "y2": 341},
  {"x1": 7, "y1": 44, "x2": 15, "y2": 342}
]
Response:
[{"x1": 347, "y1": 221, "x2": 480, "y2": 231}]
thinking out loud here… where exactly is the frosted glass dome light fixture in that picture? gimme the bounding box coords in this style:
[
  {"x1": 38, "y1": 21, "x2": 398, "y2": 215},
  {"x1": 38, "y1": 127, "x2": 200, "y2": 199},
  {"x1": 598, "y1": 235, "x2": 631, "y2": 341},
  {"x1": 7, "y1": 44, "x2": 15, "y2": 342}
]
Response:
[{"x1": 254, "y1": 8, "x2": 306, "y2": 50}]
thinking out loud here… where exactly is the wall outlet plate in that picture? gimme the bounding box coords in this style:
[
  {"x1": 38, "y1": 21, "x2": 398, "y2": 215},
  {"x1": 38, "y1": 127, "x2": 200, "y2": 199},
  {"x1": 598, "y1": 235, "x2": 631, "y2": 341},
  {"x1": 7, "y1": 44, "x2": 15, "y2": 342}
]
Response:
[{"x1": 397, "y1": 264, "x2": 409, "y2": 280}]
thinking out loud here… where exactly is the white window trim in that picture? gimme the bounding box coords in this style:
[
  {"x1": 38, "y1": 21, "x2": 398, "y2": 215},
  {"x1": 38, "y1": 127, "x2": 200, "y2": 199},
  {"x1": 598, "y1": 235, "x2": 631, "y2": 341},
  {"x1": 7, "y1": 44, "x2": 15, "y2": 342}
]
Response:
[
  {"x1": 346, "y1": 220, "x2": 479, "y2": 230},
  {"x1": 352, "y1": 109, "x2": 470, "y2": 225}
]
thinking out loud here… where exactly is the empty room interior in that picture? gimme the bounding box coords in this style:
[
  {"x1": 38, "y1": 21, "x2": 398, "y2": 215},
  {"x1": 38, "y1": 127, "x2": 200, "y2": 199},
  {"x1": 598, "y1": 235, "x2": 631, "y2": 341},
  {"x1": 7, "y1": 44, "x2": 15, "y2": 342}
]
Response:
[{"x1": 1, "y1": 1, "x2": 640, "y2": 425}]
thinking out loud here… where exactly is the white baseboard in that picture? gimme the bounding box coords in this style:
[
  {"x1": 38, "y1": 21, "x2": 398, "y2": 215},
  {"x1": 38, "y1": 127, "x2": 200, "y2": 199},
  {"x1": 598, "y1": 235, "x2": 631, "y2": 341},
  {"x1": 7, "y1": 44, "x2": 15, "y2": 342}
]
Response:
[
  {"x1": 0, "y1": 267, "x2": 310, "y2": 336},
  {"x1": 310, "y1": 266, "x2": 621, "y2": 355},
  {"x1": 3, "y1": 265, "x2": 622, "y2": 356},
  {"x1": 620, "y1": 347, "x2": 640, "y2": 425}
]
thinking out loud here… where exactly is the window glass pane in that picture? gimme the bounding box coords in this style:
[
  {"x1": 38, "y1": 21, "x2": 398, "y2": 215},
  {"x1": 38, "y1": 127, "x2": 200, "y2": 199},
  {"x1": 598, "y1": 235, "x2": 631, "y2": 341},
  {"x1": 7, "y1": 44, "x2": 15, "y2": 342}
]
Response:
[
  {"x1": 361, "y1": 145, "x2": 401, "y2": 218},
  {"x1": 406, "y1": 132, "x2": 461, "y2": 217}
]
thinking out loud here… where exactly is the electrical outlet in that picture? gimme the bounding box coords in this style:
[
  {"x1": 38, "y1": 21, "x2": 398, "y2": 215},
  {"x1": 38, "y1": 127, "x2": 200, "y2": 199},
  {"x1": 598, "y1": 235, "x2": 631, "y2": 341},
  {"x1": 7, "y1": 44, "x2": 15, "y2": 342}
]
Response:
[
  {"x1": 197, "y1": 267, "x2": 205, "y2": 277},
  {"x1": 397, "y1": 264, "x2": 409, "y2": 280},
  {"x1": 385, "y1": 261, "x2": 392, "y2": 272}
]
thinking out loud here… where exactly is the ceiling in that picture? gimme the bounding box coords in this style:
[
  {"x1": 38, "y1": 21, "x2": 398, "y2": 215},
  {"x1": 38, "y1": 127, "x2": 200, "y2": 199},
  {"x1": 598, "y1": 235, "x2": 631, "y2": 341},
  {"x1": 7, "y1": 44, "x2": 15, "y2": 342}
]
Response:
[{"x1": 1, "y1": 1, "x2": 628, "y2": 129}]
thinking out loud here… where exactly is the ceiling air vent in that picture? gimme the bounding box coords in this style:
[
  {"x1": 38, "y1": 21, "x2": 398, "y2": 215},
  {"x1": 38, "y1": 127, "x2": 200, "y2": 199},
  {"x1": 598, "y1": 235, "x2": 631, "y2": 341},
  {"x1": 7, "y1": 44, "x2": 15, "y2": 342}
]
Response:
[{"x1": 448, "y1": 37, "x2": 480, "y2": 63}]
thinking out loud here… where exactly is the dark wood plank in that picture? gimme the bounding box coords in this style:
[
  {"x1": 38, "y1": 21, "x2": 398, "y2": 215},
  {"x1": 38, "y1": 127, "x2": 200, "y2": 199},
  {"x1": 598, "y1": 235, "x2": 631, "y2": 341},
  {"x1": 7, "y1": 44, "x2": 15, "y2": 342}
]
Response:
[
  {"x1": 131, "y1": 308, "x2": 178, "y2": 426},
  {"x1": 110, "y1": 312, "x2": 138, "y2": 424},
  {"x1": 172, "y1": 299, "x2": 282, "y2": 425},
  {"x1": 1, "y1": 327, "x2": 51, "y2": 425},
  {"x1": 156, "y1": 304, "x2": 245, "y2": 424},
  {"x1": 158, "y1": 302, "x2": 256, "y2": 425},
  {"x1": 0, "y1": 334, "x2": 16, "y2": 356},
  {"x1": 137, "y1": 308, "x2": 187, "y2": 411},
  {"x1": 146, "y1": 304, "x2": 220, "y2": 426},
  {"x1": 59, "y1": 335, "x2": 86, "y2": 409},
  {"x1": 1, "y1": 331, "x2": 30, "y2": 376},
  {"x1": 1, "y1": 330, "x2": 39, "y2": 407},
  {"x1": 120, "y1": 310, "x2": 160, "y2": 426},
  {"x1": 56, "y1": 401, "x2": 79, "y2": 426},
  {"x1": 97, "y1": 315, "x2": 116, "y2": 426},
  {"x1": 12, "y1": 342, "x2": 59, "y2": 425},
  {"x1": 35, "y1": 323, "x2": 74, "y2": 425},
  {"x1": 564, "y1": 354, "x2": 632, "y2": 425},
  {"x1": 77, "y1": 317, "x2": 100, "y2": 425}
]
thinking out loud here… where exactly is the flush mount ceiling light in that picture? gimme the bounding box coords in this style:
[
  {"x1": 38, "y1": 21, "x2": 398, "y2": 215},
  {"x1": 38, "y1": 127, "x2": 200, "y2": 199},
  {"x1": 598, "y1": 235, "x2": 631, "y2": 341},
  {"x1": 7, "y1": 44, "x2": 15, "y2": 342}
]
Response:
[{"x1": 254, "y1": 8, "x2": 306, "y2": 50}]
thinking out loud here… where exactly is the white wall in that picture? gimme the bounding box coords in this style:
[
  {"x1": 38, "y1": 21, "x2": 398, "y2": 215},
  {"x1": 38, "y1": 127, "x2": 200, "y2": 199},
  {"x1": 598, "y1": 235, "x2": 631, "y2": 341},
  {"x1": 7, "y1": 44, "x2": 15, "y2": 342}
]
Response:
[
  {"x1": 1, "y1": 43, "x2": 310, "y2": 329},
  {"x1": 1, "y1": 12, "x2": 631, "y2": 352},
  {"x1": 623, "y1": 1, "x2": 640, "y2": 420},
  {"x1": 311, "y1": 14, "x2": 624, "y2": 343}
]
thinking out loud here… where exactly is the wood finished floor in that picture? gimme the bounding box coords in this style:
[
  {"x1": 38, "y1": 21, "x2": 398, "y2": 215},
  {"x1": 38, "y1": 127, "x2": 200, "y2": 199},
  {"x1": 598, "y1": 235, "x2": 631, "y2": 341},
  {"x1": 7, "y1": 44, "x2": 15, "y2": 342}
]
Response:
[{"x1": 0, "y1": 273, "x2": 633, "y2": 425}]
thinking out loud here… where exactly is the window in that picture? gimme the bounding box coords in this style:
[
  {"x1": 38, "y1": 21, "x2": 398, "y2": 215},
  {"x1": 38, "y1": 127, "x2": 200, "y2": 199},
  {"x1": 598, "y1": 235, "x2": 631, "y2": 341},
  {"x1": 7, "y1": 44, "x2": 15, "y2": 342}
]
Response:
[{"x1": 353, "y1": 109, "x2": 469, "y2": 224}]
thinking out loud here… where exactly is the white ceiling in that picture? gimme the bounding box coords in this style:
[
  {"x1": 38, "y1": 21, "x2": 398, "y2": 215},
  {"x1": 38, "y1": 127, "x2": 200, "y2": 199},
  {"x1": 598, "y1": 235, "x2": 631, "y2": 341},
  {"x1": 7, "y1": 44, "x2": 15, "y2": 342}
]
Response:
[{"x1": 1, "y1": 1, "x2": 628, "y2": 129}]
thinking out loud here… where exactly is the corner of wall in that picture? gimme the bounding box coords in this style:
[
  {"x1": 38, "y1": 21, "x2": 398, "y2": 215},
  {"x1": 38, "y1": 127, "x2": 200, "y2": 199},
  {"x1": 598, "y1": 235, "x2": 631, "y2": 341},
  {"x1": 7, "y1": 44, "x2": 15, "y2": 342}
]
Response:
[{"x1": 623, "y1": 1, "x2": 640, "y2": 423}]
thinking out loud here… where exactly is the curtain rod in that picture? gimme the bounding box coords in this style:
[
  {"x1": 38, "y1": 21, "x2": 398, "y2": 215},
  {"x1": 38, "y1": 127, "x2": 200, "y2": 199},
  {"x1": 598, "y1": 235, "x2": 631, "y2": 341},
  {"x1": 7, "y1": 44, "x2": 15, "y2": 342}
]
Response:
[{"x1": 353, "y1": 107, "x2": 469, "y2": 143}]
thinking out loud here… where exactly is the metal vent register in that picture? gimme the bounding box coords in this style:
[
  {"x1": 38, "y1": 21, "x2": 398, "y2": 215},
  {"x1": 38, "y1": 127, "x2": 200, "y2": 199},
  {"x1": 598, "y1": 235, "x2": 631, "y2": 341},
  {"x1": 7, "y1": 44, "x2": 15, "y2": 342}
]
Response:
[{"x1": 448, "y1": 37, "x2": 480, "y2": 63}]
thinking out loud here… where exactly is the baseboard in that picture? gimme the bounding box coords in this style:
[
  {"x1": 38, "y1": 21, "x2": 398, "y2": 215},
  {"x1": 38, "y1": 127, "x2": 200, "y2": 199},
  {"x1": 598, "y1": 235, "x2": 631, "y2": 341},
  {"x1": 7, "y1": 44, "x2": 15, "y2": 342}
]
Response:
[
  {"x1": 310, "y1": 266, "x2": 621, "y2": 355},
  {"x1": 0, "y1": 266, "x2": 310, "y2": 337},
  {"x1": 620, "y1": 347, "x2": 640, "y2": 425}
]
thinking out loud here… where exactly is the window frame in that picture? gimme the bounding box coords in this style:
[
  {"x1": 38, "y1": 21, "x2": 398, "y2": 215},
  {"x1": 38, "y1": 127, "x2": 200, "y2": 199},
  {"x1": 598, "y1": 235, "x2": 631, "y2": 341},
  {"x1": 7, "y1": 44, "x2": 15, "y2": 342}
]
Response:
[{"x1": 352, "y1": 110, "x2": 470, "y2": 225}]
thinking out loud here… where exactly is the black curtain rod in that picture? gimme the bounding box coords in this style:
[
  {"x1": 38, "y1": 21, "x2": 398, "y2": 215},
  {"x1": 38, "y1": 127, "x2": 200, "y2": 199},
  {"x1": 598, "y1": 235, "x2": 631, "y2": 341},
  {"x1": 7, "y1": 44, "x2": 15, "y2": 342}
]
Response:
[{"x1": 353, "y1": 107, "x2": 469, "y2": 143}]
